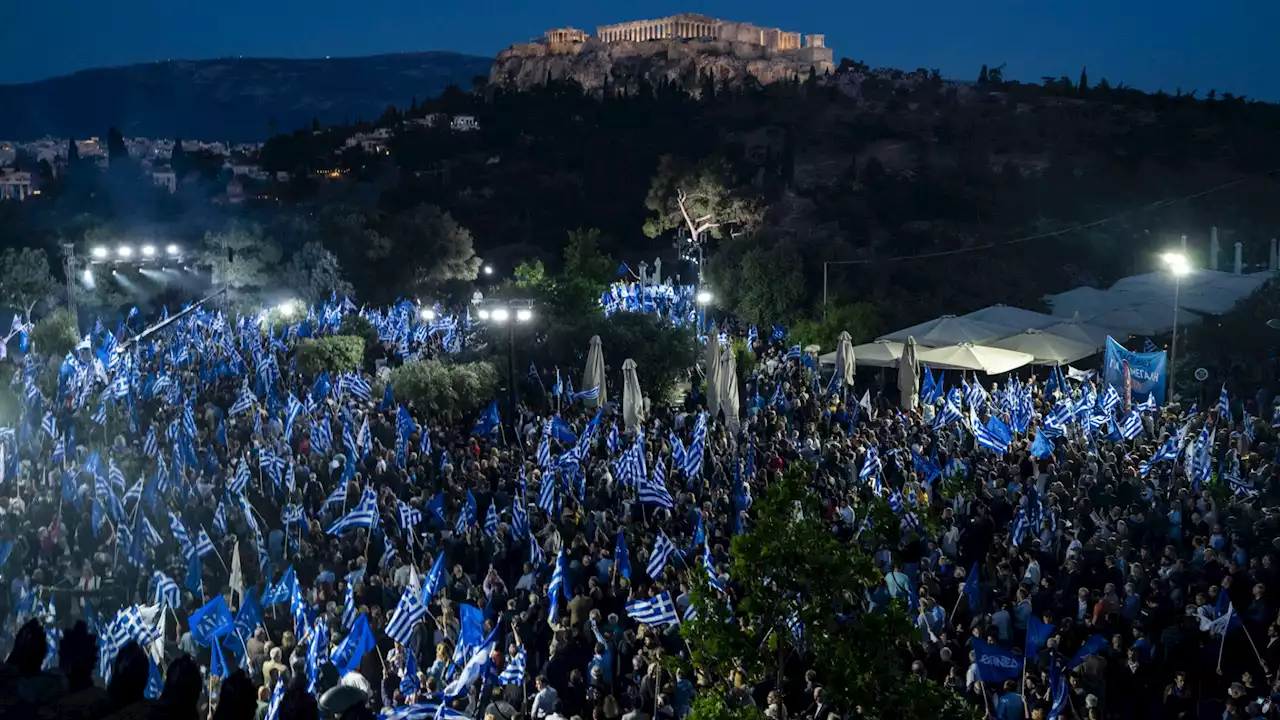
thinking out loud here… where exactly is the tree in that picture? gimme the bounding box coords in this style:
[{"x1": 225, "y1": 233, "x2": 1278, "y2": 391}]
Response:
[
  {"x1": 0, "y1": 247, "x2": 57, "y2": 314},
  {"x1": 66, "y1": 138, "x2": 80, "y2": 169},
  {"x1": 1078, "y1": 67, "x2": 1089, "y2": 94},
  {"x1": 384, "y1": 205, "x2": 482, "y2": 293},
  {"x1": 171, "y1": 138, "x2": 188, "y2": 178},
  {"x1": 977, "y1": 65, "x2": 989, "y2": 84},
  {"x1": 389, "y1": 359, "x2": 499, "y2": 415},
  {"x1": 200, "y1": 223, "x2": 284, "y2": 296},
  {"x1": 30, "y1": 308, "x2": 80, "y2": 357},
  {"x1": 106, "y1": 127, "x2": 128, "y2": 165},
  {"x1": 790, "y1": 303, "x2": 880, "y2": 354},
  {"x1": 556, "y1": 229, "x2": 616, "y2": 316},
  {"x1": 282, "y1": 242, "x2": 354, "y2": 305},
  {"x1": 681, "y1": 466, "x2": 977, "y2": 719},
  {"x1": 296, "y1": 336, "x2": 365, "y2": 375},
  {"x1": 643, "y1": 156, "x2": 762, "y2": 243},
  {"x1": 733, "y1": 245, "x2": 805, "y2": 325}
]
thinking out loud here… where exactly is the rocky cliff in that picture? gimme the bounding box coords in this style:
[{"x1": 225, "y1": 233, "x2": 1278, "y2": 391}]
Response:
[{"x1": 489, "y1": 38, "x2": 834, "y2": 93}]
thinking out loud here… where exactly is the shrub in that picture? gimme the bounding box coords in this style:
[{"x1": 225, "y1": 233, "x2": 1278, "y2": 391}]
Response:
[
  {"x1": 389, "y1": 359, "x2": 499, "y2": 415},
  {"x1": 296, "y1": 335, "x2": 365, "y2": 375},
  {"x1": 30, "y1": 308, "x2": 80, "y2": 357}
]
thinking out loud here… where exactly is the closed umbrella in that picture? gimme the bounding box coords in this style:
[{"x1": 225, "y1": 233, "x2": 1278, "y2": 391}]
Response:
[
  {"x1": 898, "y1": 336, "x2": 919, "y2": 412},
  {"x1": 581, "y1": 335, "x2": 606, "y2": 408},
  {"x1": 621, "y1": 358, "x2": 644, "y2": 432},
  {"x1": 833, "y1": 331, "x2": 856, "y2": 388},
  {"x1": 718, "y1": 347, "x2": 741, "y2": 438},
  {"x1": 705, "y1": 325, "x2": 722, "y2": 418}
]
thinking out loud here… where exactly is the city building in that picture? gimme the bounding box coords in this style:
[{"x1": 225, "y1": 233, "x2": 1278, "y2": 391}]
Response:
[{"x1": 0, "y1": 169, "x2": 34, "y2": 201}]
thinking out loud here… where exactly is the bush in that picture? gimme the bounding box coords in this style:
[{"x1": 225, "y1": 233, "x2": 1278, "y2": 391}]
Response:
[
  {"x1": 296, "y1": 336, "x2": 365, "y2": 375},
  {"x1": 790, "y1": 302, "x2": 879, "y2": 353},
  {"x1": 338, "y1": 314, "x2": 379, "y2": 346},
  {"x1": 30, "y1": 308, "x2": 80, "y2": 357},
  {"x1": 389, "y1": 359, "x2": 499, "y2": 415}
]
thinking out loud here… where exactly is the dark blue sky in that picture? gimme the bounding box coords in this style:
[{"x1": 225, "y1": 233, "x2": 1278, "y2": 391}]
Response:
[{"x1": 3, "y1": 0, "x2": 1276, "y2": 100}]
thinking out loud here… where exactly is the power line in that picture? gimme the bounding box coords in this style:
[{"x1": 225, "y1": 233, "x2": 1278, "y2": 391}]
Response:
[{"x1": 837, "y1": 173, "x2": 1273, "y2": 265}]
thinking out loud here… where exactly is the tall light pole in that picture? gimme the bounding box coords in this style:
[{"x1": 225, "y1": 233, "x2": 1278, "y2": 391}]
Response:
[
  {"x1": 478, "y1": 299, "x2": 535, "y2": 427},
  {"x1": 61, "y1": 243, "x2": 79, "y2": 330},
  {"x1": 696, "y1": 289, "x2": 713, "y2": 337},
  {"x1": 1161, "y1": 251, "x2": 1190, "y2": 394}
]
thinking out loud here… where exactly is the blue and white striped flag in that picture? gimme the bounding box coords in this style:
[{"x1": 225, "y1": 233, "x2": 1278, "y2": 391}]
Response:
[
  {"x1": 154, "y1": 571, "x2": 181, "y2": 610},
  {"x1": 638, "y1": 470, "x2": 675, "y2": 510},
  {"x1": 1118, "y1": 409, "x2": 1143, "y2": 440},
  {"x1": 342, "y1": 581, "x2": 358, "y2": 631},
  {"x1": 626, "y1": 590, "x2": 680, "y2": 627},
  {"x1": 648, "y1": 531, "x2": 676, "y2": 579},
  {"x1": 327, "y1": 486, "x2": 379, "y2": 535},
  {"x1": 497, "y1": 647, "x2": 526, "y2": 685},
  {"x1": 385, "y1": 587, "x2": 428, "y2": 645}
]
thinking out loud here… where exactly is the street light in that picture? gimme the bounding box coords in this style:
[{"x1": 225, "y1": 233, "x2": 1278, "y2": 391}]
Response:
[
  {"x1": 166, "y1": 244, "x2": 180, "y2": 256},
  {"x1": 141, "y1": 245, "x2": 156, "y2": 257},
  {"x1": 1162, "y1": 251, "x2": 1190, "y2": 395},
  {"x1": 91, "y1": 246, "x2": 109, "y2": 260},
  {"x1": 117, "y1": 245, "x2": 133, "y2": 259},
  {"x1": 419, "y1": 308, "x2": 436, "y2": 322},
  {"x1": 479, "y1": 299, "x2": 536, "y2": 428},
  {"x1": 696, "y1": 290, "x2": 713, "y2": 305},
  {"x1": 483, "y1": 265, "x2": 494, "y2": 276}
]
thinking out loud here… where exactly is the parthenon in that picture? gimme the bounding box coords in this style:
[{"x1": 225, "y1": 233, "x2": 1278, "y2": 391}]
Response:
[{"x1": 592, "y1": 13, "x2": 823, "y2": 53}]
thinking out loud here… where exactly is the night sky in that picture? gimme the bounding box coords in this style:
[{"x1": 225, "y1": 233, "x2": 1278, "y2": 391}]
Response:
[{"x1": 3, "y1": 0, "x2": 1276, "y2": 100}]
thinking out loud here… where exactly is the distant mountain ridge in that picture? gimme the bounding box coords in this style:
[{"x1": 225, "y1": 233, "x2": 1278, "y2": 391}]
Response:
[{"x1": 0, "y1": 52, "x2": 493, "y2": 143}]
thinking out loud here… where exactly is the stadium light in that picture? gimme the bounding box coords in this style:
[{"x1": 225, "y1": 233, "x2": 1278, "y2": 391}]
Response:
[
  {"x1": 696, "y1": 290, "x2": 714, "y2": 304},
  {"x1": 516, "y1": 308, "x2": 533, "y2": 322},
  {"x1": 82, "y1": 268, "x2": 93, "y2": 284},
  {"x1": 491, "y1": 307, "x2": 511, "y2": 323},
  {"x1": 91, "y1": 246, "x2": 109, "y2": 260},
  {"x1": 478, "y1": 309, "x2": 491, "y2": 320},
  {"x1": 419, "y1": 308, "x2": 436, "y2": 322},
  {"x1": 166, "y1": 244, "x2": 180, "y2": 256},
  {"x1": 117, "y1": 245, "x2": 133, "y2": 259},
  {"x1": 141, "y1": 245, "x2": 156, "y2": 257},
  {"x1": 483, "y1": 265, "x2": 494, "y2": 276},
  {"x1": 277, "y1": 299, "x2": 299, "y2": 317}
]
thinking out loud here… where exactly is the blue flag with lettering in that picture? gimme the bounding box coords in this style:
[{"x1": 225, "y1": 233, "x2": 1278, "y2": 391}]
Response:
[{"x1": 972, "y1": 638, "x2": 1022, "y2": 684}]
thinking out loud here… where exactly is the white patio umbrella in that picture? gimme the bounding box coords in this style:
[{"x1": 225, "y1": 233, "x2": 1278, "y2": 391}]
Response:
[
  {"x1": 718, "y1": 348, "x2": 741, "y2": 437},
  {"x1": 897, "y1": 336, "x2": 919, "y2": 412},
  {"x1": 621, "y1": 358, "x2": 644, "y2": 432},
  {"x1": 1083, "y1": 304, "x2": 1201, "y2": 337},
  {"x1": 581, "y1": 335, "x2": 606, "y2": 408},
  {"x1": 987, "y1": 329, "x2": 1099, "y2": 366},
  {"x1": 705, "y1": 325, "x2": 722, "y2": 418},
  {"x1": 1037, "y1": 319, "x2": 1111, "y2": 351},
  {"x1": 916, "y1": 343, "x2": 1035, "y2": 375},
  {"x1": 961, "y1": 305, "x2": 1060, "y2": 333},
  {"x1": 833, "y1": 331, "x2": 856, "y2": 387},
  {"x1": 879, "y1": 315, "x2": 1012, "y2": 347},
  {"x1": 845, "y1": 340, "x2": 904, "y2": 368}
]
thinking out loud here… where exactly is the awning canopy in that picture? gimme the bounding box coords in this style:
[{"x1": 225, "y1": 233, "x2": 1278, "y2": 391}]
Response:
[
  {"x1": 820, "y1": 339, "x2": 902, "y2": 368},
  {"x1": 1036, "y1": 319, "x2": 1112, "y2": 351},
  {"x1": 961, "y1": 305, "x2": 1060, "y2": 333},
  {"x1": 915, "y1": 343, "x2": 1035, "y2": 375},
  {"x1": 986, "y1": 329, "x2": 1099, "y2": 366},
  {"x1": 878, "y1": 315, "x2": 1011, "y2": 348},
  {"x1": 1083, "y1": 303, "x2": 1202, "y2": 337}
]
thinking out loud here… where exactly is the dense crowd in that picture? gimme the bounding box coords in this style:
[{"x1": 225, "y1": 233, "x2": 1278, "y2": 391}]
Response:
[{"x1": 0, "y1": 300, "x2": 1277, "y2": 720}]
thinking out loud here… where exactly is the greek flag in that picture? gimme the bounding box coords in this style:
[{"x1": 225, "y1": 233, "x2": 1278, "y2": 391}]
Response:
[
  {"x1": 397, "y1": 500, "x2": 422, "y2": 531},
  {"x1": 1218, "y1": 384, "x2": 1232, "y2": 422},
  {"x1": 386, "y1": 587, "x2": 428, "y2": 645},
  {"x1": 143, "y1": 427, "x2": 157, "y2": 457},
  {"x1": 571, "y1": 385, "x2": 599, "y2": 403},
  {"x1": 498, "y1": 647, "x2": 526, "y2": 685},
  {"x1": 265, "y1": 676, "x2": 285, "y2": 720},
  {"x1": 685, "y1": 413, "x2": 706, "y2": 477},
  {"x1": 41, "y1": 412, "x2": 56, "y2": 439},
  {"x1": 970, "y1": 408, "x2": 1009, "y2": 454},
  {"x1": 327, "y1": 486, "x2": 379, "y2": 535},
  {"x1": 212, "y1": 502, "x2": 227, "y2": 535},
  {"x1": 169, "y1": 512, "x2": 193, "y2": 557},
  {"x1": 484, "y1": 502, "x2": 499, "y2": 536},
  {"x1": 1136, "y1": 392, "x2": 1158, "y2": 413},
  {"x1": 92, "y1": 403, "x2": 107, "y2": 426},
  {"x1": 648, "y1": 531, "x2": 676, "y2": 579},
  {"x1": 784, "y1": 344, "x2": 802, "y2": 361},
  {"x1": 229, "y1": 383, "x2": 255, "y2": 416},
  {"x1": 702, "y1": 542, "x2": 726, "y2": 593},
  {"x1": 638, "y1": 471, "x2": 675, "y2": 509},
  {"x1": 626, "y1": 590, "x2": 680, "y2": 627},
  {"x1": 343, "y1": 373, "x2": 373, "y2": 404},
  {"x1": 342, "y1": 581, "x2": 358, "y2": 630},
  {"x1": 1099, "y1": 385, "x2": 1119, "y2": 414},
  {"x1": 154, "y1": 571, "x2": 181, "y2": 610},
  {"x1": 195, "y1": 528, "x2": 215, "y2": 557},
  {"x1": 537, "y1": 427, "x2": 552, "y2": 470},
  {"x1": 859, "y1": 446, "x2": 881, "y2": 481},
  {"x1": 537, "y1": 472, "x2": 556, "y2": 516},
  {"x1": 1118, "y1": 409, "x2": 1143, "y2": 440},
  {"x1": 228, "y1": 457, "x2": 252, "y2": 496},
  {"x1": 1138, "y1": 436, "x2": 1179, "y2": 477},
  {"x1": 548, "y1": 550, "x2": 567, "y2": 623}
]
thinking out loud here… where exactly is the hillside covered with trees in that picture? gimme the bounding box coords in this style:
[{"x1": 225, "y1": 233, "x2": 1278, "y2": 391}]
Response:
[{"x1": 3, "y1": 61, "x2": 1280, "y2": 344}]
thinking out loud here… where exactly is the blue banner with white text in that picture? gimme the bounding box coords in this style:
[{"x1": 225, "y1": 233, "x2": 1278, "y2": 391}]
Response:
[{"x1": 1103, "y1": 336, "x2": 1168, "y2": 405}]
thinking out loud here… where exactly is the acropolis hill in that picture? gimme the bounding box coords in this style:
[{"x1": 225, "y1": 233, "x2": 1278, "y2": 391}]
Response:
[{"x1": 490, "y1": 13, "x2": 836, "y2": 93}]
